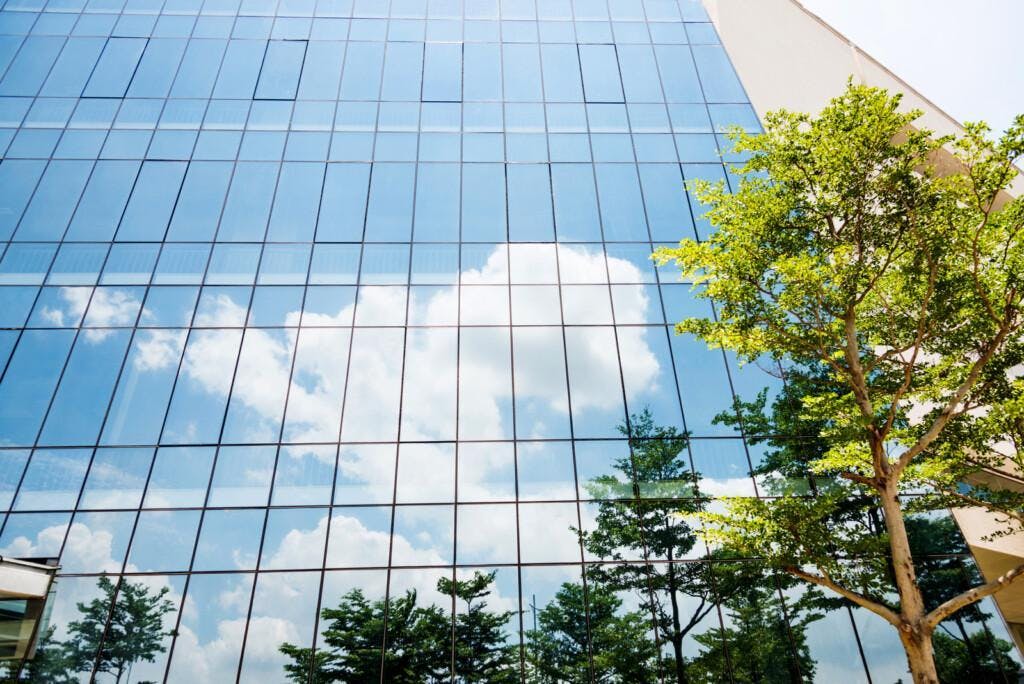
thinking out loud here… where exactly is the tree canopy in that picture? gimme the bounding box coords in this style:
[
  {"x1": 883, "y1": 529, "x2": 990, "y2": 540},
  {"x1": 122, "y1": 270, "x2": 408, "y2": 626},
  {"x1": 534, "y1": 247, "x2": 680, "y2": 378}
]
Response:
[{"x1": 654, "y1": 82, "x2": 1024, "y2": 683}]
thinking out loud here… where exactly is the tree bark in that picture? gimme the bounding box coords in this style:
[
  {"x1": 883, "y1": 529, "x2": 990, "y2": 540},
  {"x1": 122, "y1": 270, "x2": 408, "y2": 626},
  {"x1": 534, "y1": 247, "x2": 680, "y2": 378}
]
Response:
[
  {"x1": 899, "y1": 626, "x2": 939, "y2": 684},
  {"x1": 666, "y1": 559, "x2": 689, "y2": 684},
  {"x1": 953, "y1": 617, "x2": 981, "y2": 678},
  {"x1": 880, "y1": 483, "x2": 942, "y2": 683},
  {"x1": 879, "y1": 485, "x2": 927, "y2": 617}
]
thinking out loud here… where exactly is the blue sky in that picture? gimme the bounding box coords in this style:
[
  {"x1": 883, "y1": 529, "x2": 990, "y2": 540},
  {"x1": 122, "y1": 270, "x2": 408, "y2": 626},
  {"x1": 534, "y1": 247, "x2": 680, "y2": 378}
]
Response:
[{"x1": 798, "y1": 0, "x2": 1024, "y2": 134}]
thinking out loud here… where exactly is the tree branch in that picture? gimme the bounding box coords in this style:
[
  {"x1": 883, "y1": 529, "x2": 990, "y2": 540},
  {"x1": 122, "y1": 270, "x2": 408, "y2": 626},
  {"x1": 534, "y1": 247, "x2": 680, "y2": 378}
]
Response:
[
  {"x1": 894, "y1": 322, "x2": 1013, "y2": 475},
  {"x1": 881, "y1": 249, "x2": 938, "y2": 437},
  {"x1": 783, "y1": 565, "x2": 901, "y2": 627},
  {"x1": 935, "y1": 486, "x2": 1024, "y2": 527},
  {"x1": 925, "y1": 561, "x2": 1024, "y2": 629}
]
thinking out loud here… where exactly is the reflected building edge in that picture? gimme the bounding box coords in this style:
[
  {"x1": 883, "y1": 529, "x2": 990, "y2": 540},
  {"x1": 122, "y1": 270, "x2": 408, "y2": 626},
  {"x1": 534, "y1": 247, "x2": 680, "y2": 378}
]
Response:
[{"x1": 0, "y1": 0, "x2": 1019, "y2": 681}]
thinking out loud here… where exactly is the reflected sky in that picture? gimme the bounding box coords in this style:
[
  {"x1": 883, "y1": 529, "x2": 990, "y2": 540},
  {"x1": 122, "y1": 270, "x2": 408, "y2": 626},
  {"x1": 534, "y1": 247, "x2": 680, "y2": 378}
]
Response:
[
  {"x1": 0, "y1": 2, "x2": 998, "y2": 681},
  {"x1": 0, "y1": 240, "x2": 859, "y2": 680}
]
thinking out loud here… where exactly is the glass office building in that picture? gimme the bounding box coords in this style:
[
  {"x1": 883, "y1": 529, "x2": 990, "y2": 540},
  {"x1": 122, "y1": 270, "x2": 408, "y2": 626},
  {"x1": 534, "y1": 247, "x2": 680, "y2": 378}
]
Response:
[{"x1": 0, "y1": 0, "x2": 1020, "y2": 681}]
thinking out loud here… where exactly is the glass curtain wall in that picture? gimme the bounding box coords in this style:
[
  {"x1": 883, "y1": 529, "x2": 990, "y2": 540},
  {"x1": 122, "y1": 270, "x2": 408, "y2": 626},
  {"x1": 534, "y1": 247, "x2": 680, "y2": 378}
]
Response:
[{"x1": 0, "y1": 0, "x2": 1019, "y2": 681}]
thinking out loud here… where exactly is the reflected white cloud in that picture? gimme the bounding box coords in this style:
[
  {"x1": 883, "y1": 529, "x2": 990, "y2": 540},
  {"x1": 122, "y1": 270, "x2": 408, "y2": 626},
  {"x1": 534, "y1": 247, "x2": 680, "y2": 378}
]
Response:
[
  {"x1": 157, "y1": 244, "x2": 661, "y2": 447},
  {"x1": 40, "y1": 287, "x2": 143, "y2": 342},
  {"x1": 3, "y1": 244, "x2": 674, "y2": 680},
  {"x1": 38, "y1": 287, "x2": 90, "y2": 328}
]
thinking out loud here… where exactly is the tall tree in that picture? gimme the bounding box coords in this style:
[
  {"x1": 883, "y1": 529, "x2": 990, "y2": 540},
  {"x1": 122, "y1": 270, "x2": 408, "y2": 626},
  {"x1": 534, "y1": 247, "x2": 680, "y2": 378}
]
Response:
[
  {"x1": 908, "y1": 515, "x2": 1021, "y2": 682},
  {"x1": 280, "y1": 588, "x2": 450, "y2": 683},
  {"x1": 579, "y1": 409, "x2": 747, "y2": 683},
  {"x1": 440, "y1": 571, "x2": 519, "y2": 682},
  {"x1": 281, "y1": 572, "x2": 519, "y2": 683},
  {"x1": 654, "y1": 82, "x2": 1024, "y2": 683},
  {"x1": 721, "y1": 369, "x2": 1021, "y2": 681},
  {"x1": 932, "y1": 630, "x2": 1020, "y2": 684},
  {"x1": 687, "y1": 575, "x2": 823, "y2": 683},
  {"x1": 524, "y1": 581, "x2": 659, "y2": 683},
  {"x1": 60, "y1": 577, "x2": 175, "y2": 683}
]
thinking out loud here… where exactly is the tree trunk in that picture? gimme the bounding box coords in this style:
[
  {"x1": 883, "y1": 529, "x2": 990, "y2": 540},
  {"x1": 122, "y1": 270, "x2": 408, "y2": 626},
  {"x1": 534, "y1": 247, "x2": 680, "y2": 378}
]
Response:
[
  {"x1": 899, "y1": 626, "x2": 939, "y2": 684},
  {"x1": 671, "y1": 635, "x2": 688, "y2": 684},
  {"x1": 666, "y1": 549, "x2": 689, "y2": 684},
  {"x1": 954, "y1": 616, "x2": 981, "y2": 678},
  {"x1": 879, "y1": 485, "x2": 941, "y2": 683}
]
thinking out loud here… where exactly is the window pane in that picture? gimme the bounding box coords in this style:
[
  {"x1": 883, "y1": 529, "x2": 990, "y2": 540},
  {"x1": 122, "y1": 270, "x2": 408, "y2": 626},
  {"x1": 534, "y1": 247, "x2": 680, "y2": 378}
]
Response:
[
  {"x1": 267, "y1": 162, "x2": 325, "y2": 241},
  {"x1": 552, "y1": 164, "x2": 601, "y2": 241},
  {"x1": 340, "y1": 328, "x2": 404, "y2": 441},
  {"x1": 459, "y1": 327, "x2": 512, "y2": 440},
  {"x1": 255, "y1": 40, "x2": 307, "y2": 99},
  {"x1": 423, "y1": 42, "x2": 461, "y2": 101},
  {"x1": 462, "y1": 163, "x2": 506, "y2": 241},
  {"x1": 15, "y1": 160, "x2": 92, "y2": 241},
  {"x1": 162, "y1": 329, "x2": 243, "y2": 444},
  {"x1": 102, "y1": 330, "x2": 188, "y2": 445},
  {"x1": 414, "y1": 162, "x2": 460, "y2": 241},
  {"x1": 508, "y1": 164, "x2": 554, "y2": 241},
  {"x1": 218, "y1": 162, "x2": 279, "y2": 241},
  {"x1": 579, "y1": 44, "x2": 624, "y2": 102},
  {"x1": 317, "y1": 163, "x2": 370, "y2": 241},
  {"x1": 167, "y1": 161, "x2": 233, "y2": 241},
  {"x1": 116, "y1": 161, "x2": 188, "y2": 241},
  {"x1": 40, "y1": 329, "x2": 132, "y2": 447},
  {"x1": 0, "y1": 330, "x2": 75, "y2": 446},
  {"x1": 401, "y1": 328, "x2": 457, "y2": 440},
  {"x1": 222, "y1": 328, "x2": 296, "y2": 443}
]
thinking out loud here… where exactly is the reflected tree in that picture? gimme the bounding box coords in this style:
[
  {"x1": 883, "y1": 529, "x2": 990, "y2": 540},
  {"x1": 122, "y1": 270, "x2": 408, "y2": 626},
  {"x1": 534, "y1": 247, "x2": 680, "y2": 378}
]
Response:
[
  {"x1": 281, "y1": 571, "x2": 518, "y2": 683},
  {"x1": 15, "y1": 627, "x2": 78, "y2": 684},
  {"x1": 688, "y1": 577, "x2": 824, "y2": 683},
  {"x1": 524, "y1": 581, "x2": 658, "y2": 683},
  {"x1": 442, "y1": 571, "x2": 519, "y2": 682},
  {"x1": 281, "y1": 588, "x2": 448, "y2": 683},
  {"x1": 933, "y1": 630, "x2": 1020, "y2": 684},
  {"x1": 16, "y1": 576, "x2": 174, "y2": 684},
  {"x1": 579, "y1": 409, "x2": 751, "y2": 683}
]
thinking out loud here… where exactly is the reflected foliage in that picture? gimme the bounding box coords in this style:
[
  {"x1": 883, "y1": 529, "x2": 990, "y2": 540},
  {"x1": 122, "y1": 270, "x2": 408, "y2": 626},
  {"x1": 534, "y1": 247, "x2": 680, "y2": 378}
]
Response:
[
  {"x1": 442, "y1": 572, "x2": 519, "y2": 683},
  {"x1": 580, "y1": 410, "x2": 766, "y2": 683},
  {"x1": 689, "y1": 579, "x2": 823, "y2": 683},
  {"x1": 281, "y1": 571, "x2": 518, "y2": 683},
  {"x1": 524, "y1": 581, "x2": 658, "y2": 683},
  {"x1": 17, "y1": 577, "x2": 174, "y2": 684},
  {"x1": 933, "y1": 630, "x2": 1020, "y2": 684},
  {"x1": 282, "y1": 587, "x2": 447, "y2": 683},
  {"x1": 910, "y1": 516, "x2": 1020, "y2": 683}
]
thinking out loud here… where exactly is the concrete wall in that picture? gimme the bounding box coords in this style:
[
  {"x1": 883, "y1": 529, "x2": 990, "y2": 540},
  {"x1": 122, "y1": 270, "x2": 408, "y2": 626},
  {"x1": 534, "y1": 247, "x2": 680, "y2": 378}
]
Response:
[{"x1": 703, "y1": 0, "x2": 1024, "y2": 195}]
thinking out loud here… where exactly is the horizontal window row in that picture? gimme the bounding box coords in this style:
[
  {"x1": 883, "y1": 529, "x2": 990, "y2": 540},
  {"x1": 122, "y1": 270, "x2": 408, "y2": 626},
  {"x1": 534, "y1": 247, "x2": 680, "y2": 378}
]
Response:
[
  {"x1": 1, "y1": 12, "x2": 722, "y2": 43},
  {"x1": 0, "y1": 242, "x2": 683, "y2": 286},
  {"x1": 0, "y1": 323, "x2": 758, "y2": 445},
  {"x1": 0, "y1": 98, "x2": 760, "y2": 135},
  {"x1": 0, "y1": 0, "x2": 712, "y2": 24},
  {"x1": 0, "y1": 161, "x2": 719, "y2": 244},
  {"x1": 2, "y1": 283, "x2": 706, "y2": 328},
  {"x1": 2, "y1": 128, "x2": 752, "y2": 167},
  {"x1": 0, "y1": 504, "x2": 591, "y2": 571},
  {"x1": 0, "y1": 36, "x2": 744, "y2": 104},
  {"x1": 7, "y1": 559, "x2": 964, "y2": 684},
  {"x1": 0, "y1": 436, "x2": 766, "y2": 517}
]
